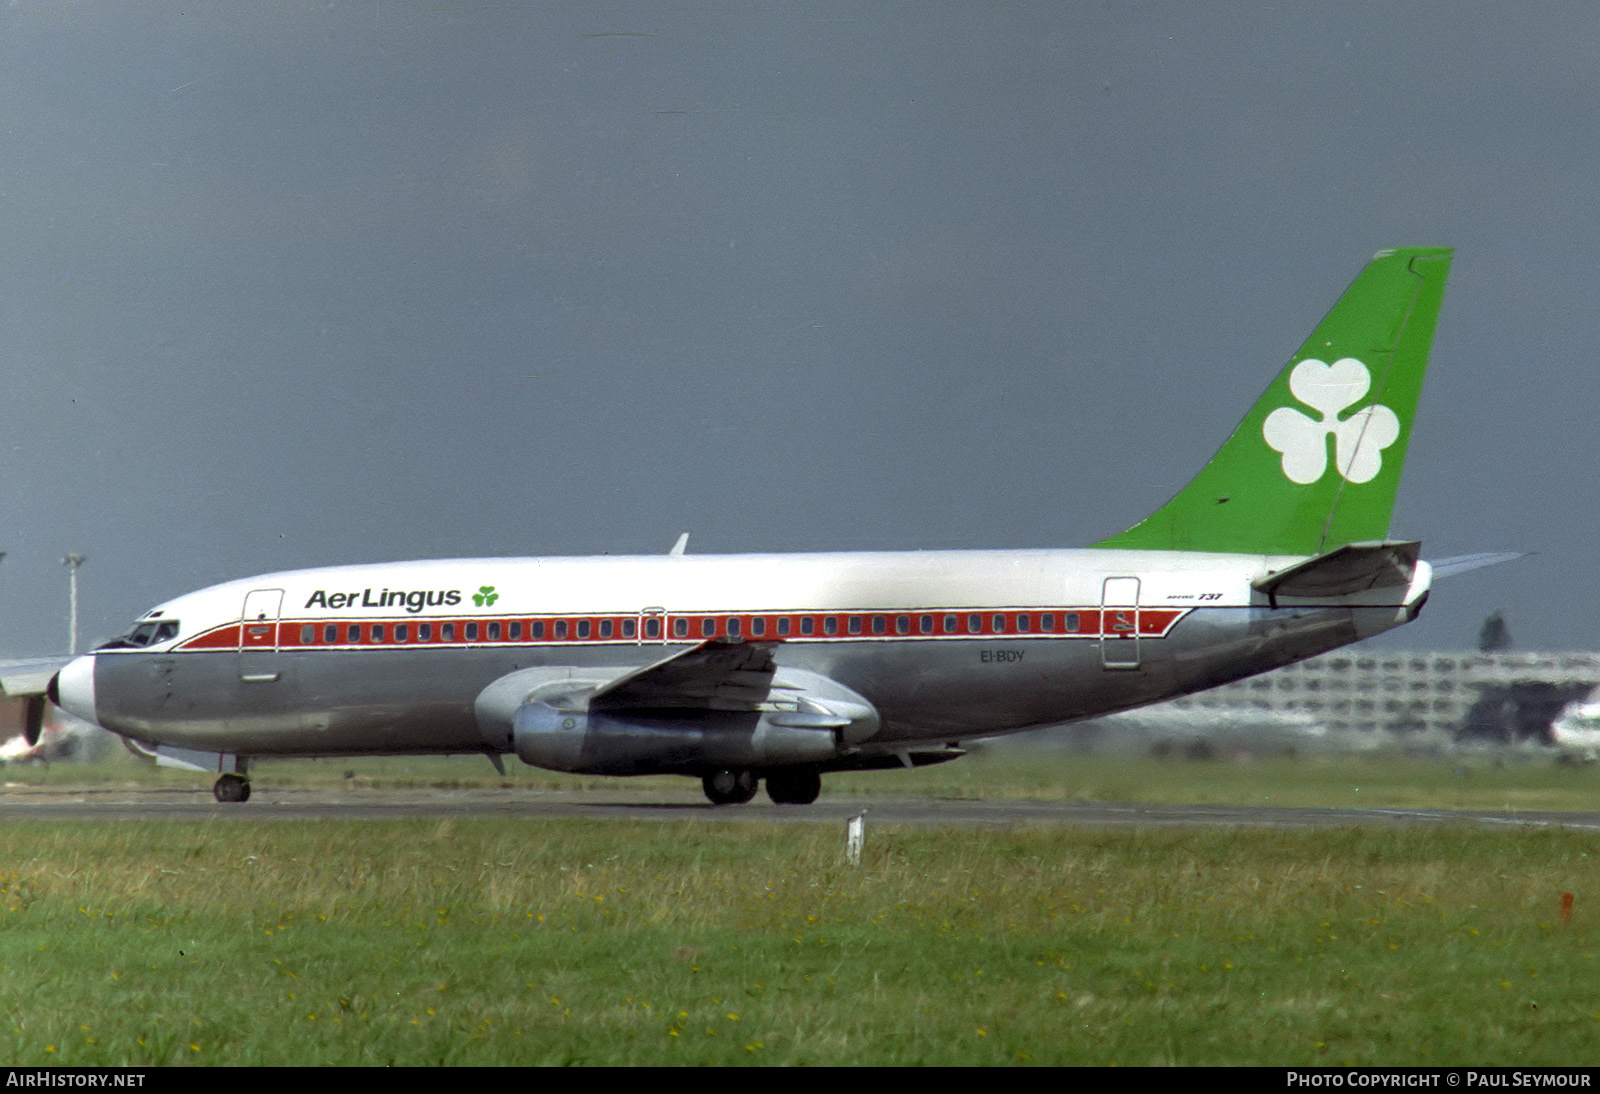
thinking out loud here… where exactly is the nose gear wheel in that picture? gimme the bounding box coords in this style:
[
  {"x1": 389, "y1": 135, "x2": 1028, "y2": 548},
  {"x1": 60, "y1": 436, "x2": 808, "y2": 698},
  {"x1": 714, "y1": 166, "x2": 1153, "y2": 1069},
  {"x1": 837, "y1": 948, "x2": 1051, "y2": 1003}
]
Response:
[{"x1": 213, "y1": 774, "x2": 251, "y2": 803}]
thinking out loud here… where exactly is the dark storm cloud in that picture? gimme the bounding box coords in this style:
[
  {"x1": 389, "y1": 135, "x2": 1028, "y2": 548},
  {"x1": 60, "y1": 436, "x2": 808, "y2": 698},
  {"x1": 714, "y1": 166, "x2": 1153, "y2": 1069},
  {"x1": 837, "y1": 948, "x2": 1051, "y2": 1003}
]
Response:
[{"x1": 0, "y1": 2, "x2": 1589, "y2": 652}]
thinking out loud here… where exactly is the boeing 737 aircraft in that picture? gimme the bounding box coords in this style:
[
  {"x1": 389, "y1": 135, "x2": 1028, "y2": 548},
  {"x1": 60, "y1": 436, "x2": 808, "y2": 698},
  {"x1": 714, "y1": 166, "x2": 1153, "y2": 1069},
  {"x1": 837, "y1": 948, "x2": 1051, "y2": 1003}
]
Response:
[{"x1": 38, "y1": 247, "x2": 1457, "y2": 805}]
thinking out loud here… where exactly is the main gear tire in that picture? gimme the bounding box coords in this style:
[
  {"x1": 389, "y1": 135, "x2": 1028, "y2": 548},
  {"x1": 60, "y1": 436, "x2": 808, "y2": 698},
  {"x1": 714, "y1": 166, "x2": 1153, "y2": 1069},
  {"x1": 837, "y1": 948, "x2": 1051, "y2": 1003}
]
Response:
[
  {"x1": 765, "y1": 770, "x2": 822, "y2": 805},
  {"x1": 702, "y1": 769, "x2": 758, "y2": 805}
]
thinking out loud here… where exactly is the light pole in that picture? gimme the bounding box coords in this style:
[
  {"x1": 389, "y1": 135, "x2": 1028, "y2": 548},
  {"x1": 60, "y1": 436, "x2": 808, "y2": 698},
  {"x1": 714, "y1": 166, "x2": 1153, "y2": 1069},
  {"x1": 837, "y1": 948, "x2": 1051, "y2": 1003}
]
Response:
[{"x1": 63, "y1": 553, "x2": 86, "y2": 655}]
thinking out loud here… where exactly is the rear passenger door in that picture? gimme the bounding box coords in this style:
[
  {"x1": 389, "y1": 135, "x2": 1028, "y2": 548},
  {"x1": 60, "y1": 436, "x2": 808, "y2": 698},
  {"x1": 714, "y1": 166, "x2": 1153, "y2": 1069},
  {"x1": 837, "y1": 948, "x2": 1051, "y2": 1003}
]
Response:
[{"x1": 1100, "y1": 577, "x2": 1141, "y2": 670}]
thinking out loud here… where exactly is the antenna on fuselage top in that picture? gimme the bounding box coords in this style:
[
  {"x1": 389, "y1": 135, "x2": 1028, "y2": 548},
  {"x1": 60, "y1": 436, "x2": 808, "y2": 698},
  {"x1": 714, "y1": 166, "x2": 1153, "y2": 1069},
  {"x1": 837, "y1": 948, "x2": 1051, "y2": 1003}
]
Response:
[{"x1": 669, "y1": 533, "x2": 689, "y2": 557}]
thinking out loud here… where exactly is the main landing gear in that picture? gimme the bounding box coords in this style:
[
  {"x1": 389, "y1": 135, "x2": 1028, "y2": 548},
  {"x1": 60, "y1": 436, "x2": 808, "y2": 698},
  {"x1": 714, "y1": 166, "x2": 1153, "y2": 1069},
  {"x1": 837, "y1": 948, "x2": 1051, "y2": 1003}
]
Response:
[
  {"x1": 702, "y1": 768, "x2": 757, "y2": 805},
  {"x1": 700, "y1": 768, "x2": 823, "y2": 806},
  {"x1": 765, "y1": 770, "x2": 821, "y2": 805},
  {"x1": 213, "y1": 773, "x2": 251, "y2": 803}
]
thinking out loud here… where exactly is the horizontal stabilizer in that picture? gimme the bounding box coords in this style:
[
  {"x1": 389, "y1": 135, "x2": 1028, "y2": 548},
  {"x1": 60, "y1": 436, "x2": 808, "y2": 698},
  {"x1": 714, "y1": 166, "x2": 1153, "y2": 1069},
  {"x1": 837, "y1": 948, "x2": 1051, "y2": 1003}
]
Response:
[
  {"x1": 1253, "y1": 540, "x2": 1420, "y2": 601},
  {"x1": 1428, "y1": 551, "x2": 1525, "y2": 580}
]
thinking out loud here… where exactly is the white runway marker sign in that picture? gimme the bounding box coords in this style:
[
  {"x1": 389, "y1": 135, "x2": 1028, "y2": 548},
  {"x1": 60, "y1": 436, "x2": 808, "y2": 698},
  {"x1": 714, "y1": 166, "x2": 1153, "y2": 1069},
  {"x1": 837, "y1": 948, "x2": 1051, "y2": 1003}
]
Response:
[{"x1": 846, "y1": 810, "x2": 866, "y2": 866}]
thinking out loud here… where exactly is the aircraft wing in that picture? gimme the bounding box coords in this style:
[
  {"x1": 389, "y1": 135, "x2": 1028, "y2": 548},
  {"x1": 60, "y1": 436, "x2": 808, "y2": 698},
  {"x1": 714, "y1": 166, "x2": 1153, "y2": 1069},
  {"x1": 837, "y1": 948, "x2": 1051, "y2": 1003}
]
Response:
[
  {"x1": 589, "y1": 638, "x2": 778, "y2": 712},
  {"x1": 0, "y1": 656, "x2": 74, "y2": 748},
  {"x1": 0, "y1": 656, "x2": 73, "y2": 698}
]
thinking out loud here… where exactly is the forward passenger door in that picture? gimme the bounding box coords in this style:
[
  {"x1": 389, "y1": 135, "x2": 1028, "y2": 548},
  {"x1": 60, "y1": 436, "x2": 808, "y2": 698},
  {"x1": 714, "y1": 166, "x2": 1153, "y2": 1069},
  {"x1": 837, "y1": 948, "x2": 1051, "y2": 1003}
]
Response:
[{"x1": 239, "y1": 588, "x2": 284, "y2": 683}]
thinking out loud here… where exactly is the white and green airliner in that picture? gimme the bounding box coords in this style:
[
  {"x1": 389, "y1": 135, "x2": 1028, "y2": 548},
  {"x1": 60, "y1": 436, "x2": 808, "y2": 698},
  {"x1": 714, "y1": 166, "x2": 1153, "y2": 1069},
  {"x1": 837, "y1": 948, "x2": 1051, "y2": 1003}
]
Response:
[{"x1": 42, "y1": 247, "x2": 1472, "y2": 804}]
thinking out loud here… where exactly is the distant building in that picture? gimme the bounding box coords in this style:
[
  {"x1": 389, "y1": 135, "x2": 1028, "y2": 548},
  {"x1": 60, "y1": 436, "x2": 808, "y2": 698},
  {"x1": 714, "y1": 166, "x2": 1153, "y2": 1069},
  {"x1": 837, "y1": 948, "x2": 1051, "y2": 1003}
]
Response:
[{"x1": 1168, "y1": 651, "x2": 1600, "y2": 745}]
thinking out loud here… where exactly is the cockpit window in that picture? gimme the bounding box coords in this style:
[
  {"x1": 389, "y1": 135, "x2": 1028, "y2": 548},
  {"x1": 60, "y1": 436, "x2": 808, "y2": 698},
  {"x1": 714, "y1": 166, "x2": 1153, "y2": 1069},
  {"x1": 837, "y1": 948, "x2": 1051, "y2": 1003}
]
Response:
[
  {"x1": 134, "y1": 621, "x2": 179, "y2": 645},
  {"x1": 101, "y1": 619, "x2": 181, "y2": 649}
]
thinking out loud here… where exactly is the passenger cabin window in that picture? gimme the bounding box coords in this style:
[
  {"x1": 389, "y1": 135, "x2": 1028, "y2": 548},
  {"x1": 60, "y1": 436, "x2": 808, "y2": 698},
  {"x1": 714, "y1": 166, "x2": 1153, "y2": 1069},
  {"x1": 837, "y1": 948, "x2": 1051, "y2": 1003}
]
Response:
[
  {"x1": 347, "y1": 624, "x2": 361, "y2": 643},
  {"x1": 599, "y1": 619, "x2": 613, "y2": 639},
  {"x1": 751, "y1": 617, "x2": 766, "y2": 637},
  {"x1": 1017, "y1": 614, "x2": 1030, "y2": 633},
  {"x1": 555, "y1": 621, "x2": 568, "y2": 639},
  {"x1": 702, "y1": 617, "x2": 716, "y2": 638},
  {"x1": 531, "y1": 621, "x2": 544, "y2": 639},
  {"x1": 576, "y1": 620, "x2": 590, "y2": 639},
  {"x1": 776, "y1": 618, "x2": 791, "y2": 637},
  {"x1": 509, "y1": 621, "x2": 522, "y2": 640},
  {"x1": 301, "y1": 624, "x2": 314, "y2": 644},
  {"x1": 673, "y1": 618, "x2": 688, "y2": 638},
  {"x1": 371, "y1": 624, "x2": 385, "y2": 643},
  {"x1": 419, "y1": 623, "x2": 432, "y2": 641},
  {"x1": 465, "y1": 622, "x2": 479, "y2": 641},
  {"x1": 919, "y1": 615, "x2": 933, "y2": 634},
  {"x1": 442, "y1": 623, "x2": 455, "y2": 642},
  {"x1": 395, "y1": 624, "x2": 408, "y2": 642},
  {"x1": 824, "y1": 617, "x2": 838, "y2": 636},
  {"x1": 872, "y1": 616, "x2": 886, "y2": 635},
  {"x1": 849, "y1": 616, "x2": 862, "y2": 635},
  {"x1": 622, "y1": 619, "x2": 636, "y2": 638},
  {"x1": 968, "y1": 614, "x2": 982, "y2": 633},
  {"x1": 644, "y1": 618, "x2": 660, "y2": 639},
  {"x1": 486, "y1": 622, "x2": 500, "y2": 641},
  {"x1": 324, "y1": 624, "x2": 337, "y2": 643},
  {"x1": 944, "y1": 615, "x2": 958, "y2": 633},
  {"x1": 1041, "y1": 613, "x2": 1054, "y2": 631},
  {"x1": 726, "y1": 618, "x2": 739, "y2": 637},
  {"x1": 1065, "y1": 613, "x2": 1079, "y2": 632},
  {"x1": 992, "y1": 614, "x2": 1007, "y2": 633}
]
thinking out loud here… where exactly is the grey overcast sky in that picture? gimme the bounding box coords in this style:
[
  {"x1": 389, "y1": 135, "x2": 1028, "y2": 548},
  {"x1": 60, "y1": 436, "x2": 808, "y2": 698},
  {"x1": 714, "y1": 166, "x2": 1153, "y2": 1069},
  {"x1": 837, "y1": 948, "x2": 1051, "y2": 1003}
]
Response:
[{"x1": 0, "y1": 2, "x2": 1591, "y2": 653}]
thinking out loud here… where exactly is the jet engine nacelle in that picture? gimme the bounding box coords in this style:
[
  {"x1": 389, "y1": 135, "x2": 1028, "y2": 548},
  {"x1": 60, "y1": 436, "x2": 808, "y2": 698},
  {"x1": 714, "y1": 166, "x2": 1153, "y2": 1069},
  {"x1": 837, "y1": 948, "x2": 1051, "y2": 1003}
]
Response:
[
  {"x1": 511, "y1": 703, "x2": 846, "y2": 774},
  {"x1": 474, "y1": 666, "x2": 615, "y2": 754},
  {"x1": 474, "y1": 664, "x2": 880, "y2": 776}
]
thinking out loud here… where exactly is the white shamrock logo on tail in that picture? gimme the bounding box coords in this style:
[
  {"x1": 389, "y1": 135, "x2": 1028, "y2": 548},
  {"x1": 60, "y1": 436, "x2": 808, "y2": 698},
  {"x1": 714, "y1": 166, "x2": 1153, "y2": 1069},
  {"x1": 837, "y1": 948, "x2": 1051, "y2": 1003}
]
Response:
[{"x1": 1262, "y1": 358, "x2": 1399, "y2": 485}]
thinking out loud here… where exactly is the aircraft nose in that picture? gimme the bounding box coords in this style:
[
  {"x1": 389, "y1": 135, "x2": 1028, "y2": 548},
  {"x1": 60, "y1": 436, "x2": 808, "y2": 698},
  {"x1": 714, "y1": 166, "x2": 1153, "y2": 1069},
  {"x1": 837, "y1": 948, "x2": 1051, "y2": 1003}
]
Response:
[{"x1": 50, "y1": 655, "x2": 98, "y2": 727}]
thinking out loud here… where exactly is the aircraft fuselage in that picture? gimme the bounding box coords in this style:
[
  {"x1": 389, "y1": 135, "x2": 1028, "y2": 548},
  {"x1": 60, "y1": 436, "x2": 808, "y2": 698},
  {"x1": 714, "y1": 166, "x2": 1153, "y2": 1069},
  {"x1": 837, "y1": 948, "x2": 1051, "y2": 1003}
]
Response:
[{"x1": 55, "y1": 547, "x2": 1428, "y2": 760}]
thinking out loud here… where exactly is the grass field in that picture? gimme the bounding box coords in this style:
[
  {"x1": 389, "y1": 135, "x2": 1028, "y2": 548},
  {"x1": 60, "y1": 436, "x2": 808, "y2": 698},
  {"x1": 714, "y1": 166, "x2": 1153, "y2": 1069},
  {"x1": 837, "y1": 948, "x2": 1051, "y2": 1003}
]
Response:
[
  {"x1": 1, "y1": 813, "x2": 1599, "y2": 1064},
  {"x1": 4, "y1": 749, "x2": 1600, "y2": 1065}
]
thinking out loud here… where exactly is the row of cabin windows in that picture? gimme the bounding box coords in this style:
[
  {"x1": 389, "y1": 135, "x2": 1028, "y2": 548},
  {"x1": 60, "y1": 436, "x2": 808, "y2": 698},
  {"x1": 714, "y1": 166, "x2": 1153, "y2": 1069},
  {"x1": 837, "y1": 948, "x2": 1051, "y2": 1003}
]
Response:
[
  {"x1": 292, "y1": 611, "x2": 1088, "y2": 646},
  {"x1": 669, "y1": 612, "x2": 1083, "y2": 639},
  {"x1": 297, "y1": 618, "x2": 643, "y2": 645}
]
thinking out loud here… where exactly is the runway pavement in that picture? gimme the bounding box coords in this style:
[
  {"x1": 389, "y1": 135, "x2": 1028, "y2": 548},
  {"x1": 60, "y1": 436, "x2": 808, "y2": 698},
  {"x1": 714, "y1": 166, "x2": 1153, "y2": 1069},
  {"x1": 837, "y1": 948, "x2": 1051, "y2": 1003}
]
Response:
[{"x1": 3, "y1": 783, "x2": 1600, "y2": 829}]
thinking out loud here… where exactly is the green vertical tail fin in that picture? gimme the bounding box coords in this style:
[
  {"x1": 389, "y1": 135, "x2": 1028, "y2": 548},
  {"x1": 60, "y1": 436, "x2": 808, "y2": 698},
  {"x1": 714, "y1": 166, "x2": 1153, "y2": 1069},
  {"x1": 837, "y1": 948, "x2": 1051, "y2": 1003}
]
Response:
[{"x1": 1094, "y1": 247, "x2": 1453, "y2": 556}]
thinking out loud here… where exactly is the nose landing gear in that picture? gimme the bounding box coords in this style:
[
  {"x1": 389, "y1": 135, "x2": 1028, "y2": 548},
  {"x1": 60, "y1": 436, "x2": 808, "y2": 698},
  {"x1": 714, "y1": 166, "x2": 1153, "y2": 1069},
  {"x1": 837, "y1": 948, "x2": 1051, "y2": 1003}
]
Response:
[{"x1": 213, "y1": 773, "x2": 251, "y2": 803}]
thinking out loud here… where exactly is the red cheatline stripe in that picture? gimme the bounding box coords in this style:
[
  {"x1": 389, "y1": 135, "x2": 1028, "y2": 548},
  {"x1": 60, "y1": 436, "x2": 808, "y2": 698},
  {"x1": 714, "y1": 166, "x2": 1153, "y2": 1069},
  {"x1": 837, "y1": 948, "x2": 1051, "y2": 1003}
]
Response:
[{"x1": 173, "y1": 607, "x2": 1191, "y2": 652}]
